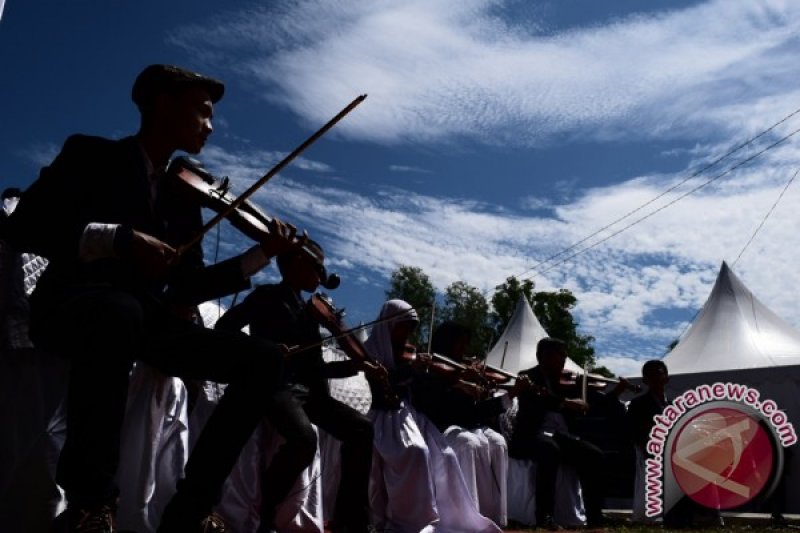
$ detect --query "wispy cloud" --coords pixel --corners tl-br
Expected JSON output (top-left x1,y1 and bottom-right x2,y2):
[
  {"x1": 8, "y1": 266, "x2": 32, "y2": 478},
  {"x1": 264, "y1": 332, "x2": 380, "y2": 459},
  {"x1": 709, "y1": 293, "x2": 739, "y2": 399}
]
[
  {"x1": 17, "y1": 142, "x2": 60, "y2": 171},
  {"x1": 389, "y1": 165, "x2": 432, "y2": 174},
  {"x1": 172, "y1": 0, "x2": 800, "y2": 146},
  {"x1": 201, "y1": 141, "x2": 800, "y2": 375},
  {"x1": 199, "y1": 145, "x2": 333, "y2": 174},
  {"x1": 172, "y1": 0, "x2": 800, "y2": 376}
]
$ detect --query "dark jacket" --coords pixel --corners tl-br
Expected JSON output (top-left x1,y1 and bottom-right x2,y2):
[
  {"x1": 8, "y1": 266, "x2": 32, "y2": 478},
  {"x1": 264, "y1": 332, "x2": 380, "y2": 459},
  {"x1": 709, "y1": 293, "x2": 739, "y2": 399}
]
[
  {"x1": 411, "y1": 372, "x2": 507, "y2": 432},
  {"x1": 3, "y1": 135, "x2": 250, "y2": 342},
  {"x1": 509, "y1": 365, "x2": 570, "y2": 456},
  {"x1": 214, "y1": 282, "x2": 356, "y2": 391},
  {"x1": 625, "y1": 390, "x2": 668, "y2": 450}
]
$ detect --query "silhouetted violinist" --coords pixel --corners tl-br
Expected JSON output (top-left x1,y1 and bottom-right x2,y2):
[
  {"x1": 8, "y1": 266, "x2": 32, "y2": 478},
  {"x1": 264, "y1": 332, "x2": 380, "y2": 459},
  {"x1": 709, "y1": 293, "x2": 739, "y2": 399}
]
[
  {"x1": 1, "y1": 63, "x2": 309, "y2": 532},
  {"x1": 510, "y1": 337, "x2": 613, "y2": 529},
  {"x1": 215, "y1": 241, "x2": 375, "y2": 532}
]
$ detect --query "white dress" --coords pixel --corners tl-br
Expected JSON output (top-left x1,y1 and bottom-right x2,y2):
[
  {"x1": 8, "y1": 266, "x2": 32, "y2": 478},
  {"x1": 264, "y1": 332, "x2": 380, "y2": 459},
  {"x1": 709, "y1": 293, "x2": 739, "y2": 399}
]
[
  {"x1": 364, "y1": 300, "x2": 502, "y2": 533},
  {"x1": 443, "y1": 424, "x2": 508, "y2": 526}
]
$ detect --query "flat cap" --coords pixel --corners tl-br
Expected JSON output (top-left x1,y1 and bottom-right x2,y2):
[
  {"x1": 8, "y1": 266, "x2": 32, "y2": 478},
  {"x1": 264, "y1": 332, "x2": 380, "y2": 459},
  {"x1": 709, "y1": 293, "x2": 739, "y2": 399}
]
[{"x1": 132, "y1": 64, "x2": 224, "y2": 108}]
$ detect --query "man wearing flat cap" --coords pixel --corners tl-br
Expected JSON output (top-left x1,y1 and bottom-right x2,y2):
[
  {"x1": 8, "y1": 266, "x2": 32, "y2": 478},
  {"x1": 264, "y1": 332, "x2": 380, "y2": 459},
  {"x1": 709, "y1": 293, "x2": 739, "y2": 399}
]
[{"x1": 3, "y1": 64, "x2": 301, "y2": 533}]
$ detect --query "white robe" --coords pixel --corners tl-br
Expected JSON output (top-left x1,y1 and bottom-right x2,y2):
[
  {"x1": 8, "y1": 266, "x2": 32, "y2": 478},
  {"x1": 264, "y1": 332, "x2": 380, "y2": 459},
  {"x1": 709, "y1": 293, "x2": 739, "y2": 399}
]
[
  {"x1": 443, "y1": 425, "x2": 508, "y2": 527},
  {"x1": 364, "y1": 300, "x2": 502, "y2": 533},
  {"x1": 216, "y1": 422, "x2": 324, "y2": 533},
  {"x1": 116, "y1": 363, "x2": 190, "y2": 533}
]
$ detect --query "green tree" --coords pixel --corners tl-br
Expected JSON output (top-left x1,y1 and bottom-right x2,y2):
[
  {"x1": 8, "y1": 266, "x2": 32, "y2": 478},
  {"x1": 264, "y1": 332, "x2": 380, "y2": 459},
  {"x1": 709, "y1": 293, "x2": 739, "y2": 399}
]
[
  {"x1": 385, "y1": 265, "x2": 436, "y2": 345},
  {"x1": 490, "y1": 276, "x2": 536, "y2": 339},
  {"x1": 490, "y1": 276, "x2": 598, "y2": 371},
  {"x1": 440, "y1": 280, "x2": 491, "y2": 356}
]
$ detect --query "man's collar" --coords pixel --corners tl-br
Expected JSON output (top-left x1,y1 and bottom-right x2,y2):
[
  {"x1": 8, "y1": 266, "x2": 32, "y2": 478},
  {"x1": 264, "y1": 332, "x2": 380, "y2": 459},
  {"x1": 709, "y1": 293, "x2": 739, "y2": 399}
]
[{"x1": 135, "y1": 136, "x2": 168, "y2": 178}]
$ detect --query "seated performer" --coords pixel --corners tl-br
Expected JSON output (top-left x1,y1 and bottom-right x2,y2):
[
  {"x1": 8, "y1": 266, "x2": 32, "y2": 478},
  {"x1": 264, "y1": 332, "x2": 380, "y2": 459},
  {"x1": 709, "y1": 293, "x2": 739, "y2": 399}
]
[
  {"x1": 626, "y1": 359, "x2": 669, "y2": 524},
  {"x1": 214, "y1": 240, "x2": 375, "y2": 533},
  {"x1": 364, "y1": 300, "x2": 502, "y2": 533},
  {"x1": 411, "y1": 321, "x2": 529, "y2": 526},
  {"x1": 509, "y1": 337, "x2": 610, "y2": 530},
  {"x1": 2, "y1": 63, "x2": 302, "y2": 533},
  {"x1": 626, "y1": 359, "x2": 719, "y2": 528}
]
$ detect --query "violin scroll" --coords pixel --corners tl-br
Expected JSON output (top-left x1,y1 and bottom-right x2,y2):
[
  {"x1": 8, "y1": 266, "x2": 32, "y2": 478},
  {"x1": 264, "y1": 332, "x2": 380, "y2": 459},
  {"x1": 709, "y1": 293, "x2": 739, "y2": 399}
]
[
  {"x1": 307, "y1": 293, "x2": 401, "y2": 409},
  {"x1": 167, "y1": 157, "x2": 341, "y2": 290}
]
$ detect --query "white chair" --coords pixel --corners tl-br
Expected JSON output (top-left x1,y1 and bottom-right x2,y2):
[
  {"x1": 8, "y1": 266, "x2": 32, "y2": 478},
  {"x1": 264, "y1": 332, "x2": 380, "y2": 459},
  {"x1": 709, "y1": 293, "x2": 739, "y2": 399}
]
[
  {"x1": 319, "y1": 345, "x2": 373, "y2": 522},
  {"x1": 188, "y1": 383, "x2": 325, "y2": 533},
  {"x1": 116, "y1": 363, "x2": 190, "y2": 533},
  {"x1": 500, "y1": 399, "x2": 586, "y2": 527}
]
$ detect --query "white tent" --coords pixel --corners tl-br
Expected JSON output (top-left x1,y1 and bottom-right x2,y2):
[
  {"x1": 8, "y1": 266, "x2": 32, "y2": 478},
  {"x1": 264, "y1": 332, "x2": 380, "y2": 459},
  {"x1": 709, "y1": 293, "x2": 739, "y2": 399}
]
[
  {"x1": 657, "y1": 261, "x2": 800, "y2": 513},
  {"x1": 664, "y1": 261, "x2": 800, "y2": 374},
  {"x1": 485, "y1": 294, "x2": 584, "y2": 375}
]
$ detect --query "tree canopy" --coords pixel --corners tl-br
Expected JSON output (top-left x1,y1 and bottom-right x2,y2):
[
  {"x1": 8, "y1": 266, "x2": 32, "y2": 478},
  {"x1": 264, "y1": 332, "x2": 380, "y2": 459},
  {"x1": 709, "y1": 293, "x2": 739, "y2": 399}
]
[
  {"x1": 385, "y1": 267, "x2": 603, "y2": 372},
  {"x1": 385, "y1": 265, "x2": 436, "y2": 345}
]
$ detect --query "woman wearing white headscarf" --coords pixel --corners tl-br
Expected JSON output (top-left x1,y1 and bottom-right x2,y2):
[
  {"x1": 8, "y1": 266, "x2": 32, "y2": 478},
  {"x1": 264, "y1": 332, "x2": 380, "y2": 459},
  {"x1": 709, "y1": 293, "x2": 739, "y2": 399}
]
[{"x1": 363, "y1": 299, "x2": 501, "y2": 533}]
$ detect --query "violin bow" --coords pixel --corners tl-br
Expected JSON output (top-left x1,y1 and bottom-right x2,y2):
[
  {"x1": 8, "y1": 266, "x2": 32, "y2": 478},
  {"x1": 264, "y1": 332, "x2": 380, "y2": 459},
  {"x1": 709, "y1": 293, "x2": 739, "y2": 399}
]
[
  {"x1": 177, "y1": 94, "x2": 368, "y2": 256},
  {"x1": 426, "y1": 298, "x2": 436, "y2": 355},
  {"x1": 287, "y1": 302, "x2": 431, "y2": 358}
]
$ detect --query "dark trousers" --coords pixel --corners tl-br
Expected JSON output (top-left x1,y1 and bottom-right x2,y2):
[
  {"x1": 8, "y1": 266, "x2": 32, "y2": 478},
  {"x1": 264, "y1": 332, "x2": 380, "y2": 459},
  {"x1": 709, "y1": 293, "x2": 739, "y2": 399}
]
[
  {"x1": 522, "y1": 431, "x2": 606, "y2": 523},
  {"x1": 31, "y1": 287, "x2": 285, "y2": 511},
  {"x1": 260, "y1": 386, "x2": 374, "y2": 529}
]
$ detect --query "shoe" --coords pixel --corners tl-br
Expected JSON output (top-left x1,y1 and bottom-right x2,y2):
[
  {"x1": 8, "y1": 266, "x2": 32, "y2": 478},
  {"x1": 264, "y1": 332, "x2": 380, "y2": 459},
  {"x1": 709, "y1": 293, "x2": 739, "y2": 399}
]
[
  {"x1": 771, "y1": 514, "x2": 790, "y2": 529},
  {"x1": 198, "y1": 512, "x2": 227, "y2": 533},
  {"x1": 538, "y1": 515, "x2": 565, "y2": 531},
  {"x1": 60, "y1": 503, "x2": 116, "y2": 533},
  {"x1": 586, "y1": 514, "x2": 626, "y2": 529}
]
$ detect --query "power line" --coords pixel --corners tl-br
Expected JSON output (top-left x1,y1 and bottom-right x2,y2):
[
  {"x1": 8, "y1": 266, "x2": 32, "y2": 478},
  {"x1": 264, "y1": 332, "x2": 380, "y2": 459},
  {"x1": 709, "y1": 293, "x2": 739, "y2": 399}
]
[
  {"x1": 671, "y1": 166, "x2": 799, "y2": 353},
  {"x1": 523, "y1": 125, "x2": 800, "y2": 280},
  {"x1": 732, "y1": 167, "x2": 799, "y2": 268},
  {"x1": 503, "y1": 106, "x2": 800, "y2": 286}
]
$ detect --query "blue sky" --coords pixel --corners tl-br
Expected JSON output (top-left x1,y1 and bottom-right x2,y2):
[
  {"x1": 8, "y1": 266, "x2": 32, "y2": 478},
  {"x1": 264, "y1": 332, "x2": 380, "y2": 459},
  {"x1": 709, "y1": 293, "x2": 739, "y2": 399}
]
[{"x1": 3, "y1": 0, "x2": 800, "y2": 377}]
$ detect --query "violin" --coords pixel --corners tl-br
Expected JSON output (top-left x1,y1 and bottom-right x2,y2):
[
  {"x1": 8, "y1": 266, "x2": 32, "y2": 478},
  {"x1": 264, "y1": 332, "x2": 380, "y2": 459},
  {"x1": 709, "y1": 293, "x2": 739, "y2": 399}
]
[
  {"x1": 408, "y1": 350, "x2": 517, "y2": 401},
  {"x1": 306, "y1": 293, "x2": 401, "y2": 409},
  {"x1": 164, "y1": 93, "x2": 366, "y2": 277},
  {"x1": 559, "y1": 369, "x2": 641, "y2": 393},
  {"x1": 167, "y1": 156, "x2": 341, "y2": 289}
]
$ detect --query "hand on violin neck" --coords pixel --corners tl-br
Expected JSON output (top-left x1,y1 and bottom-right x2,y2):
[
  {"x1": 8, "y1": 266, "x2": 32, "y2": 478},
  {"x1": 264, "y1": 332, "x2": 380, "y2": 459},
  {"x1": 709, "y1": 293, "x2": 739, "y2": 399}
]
[
  {"x1": 119, "y1": 228, "x2": 177, "y2": 282},
  {"x1": 453, "y1": 380, "x2": 485, "y2": 401},
  {"x1": 409, "y1": 350, "x2": 431, "y2": 371},
  {"x1": 460, "y1": 365, "x2": 485, "y2": 384},
  {"x1": 563, "y1": 398, "x2": 590, "y2": 413},
  {"x1": 360, "y1": 360, "x2": 389, "y2": 381},
  {"x1": 509, "y1": 375, "x2": 533, "y2": 399},
  {"x1": 259, "y1": 218, "x2": 306, "y2": 258}
]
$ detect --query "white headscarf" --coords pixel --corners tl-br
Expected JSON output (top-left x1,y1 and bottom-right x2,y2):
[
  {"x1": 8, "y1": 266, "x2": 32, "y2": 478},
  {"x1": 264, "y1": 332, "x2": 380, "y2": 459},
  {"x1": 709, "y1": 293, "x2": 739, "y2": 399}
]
[
  {"x1": 363, "y1": 299, "x2": 419, "y2": 370},
  {"x1": 2, "y1": 196, "x2": 18, "y2": 216}
]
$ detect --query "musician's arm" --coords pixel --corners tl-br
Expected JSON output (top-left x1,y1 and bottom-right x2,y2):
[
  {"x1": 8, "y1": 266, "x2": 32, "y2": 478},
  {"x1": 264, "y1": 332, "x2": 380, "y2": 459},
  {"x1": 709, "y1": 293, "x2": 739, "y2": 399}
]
[
  {"x1": 322, "y1": 359, "x2": 360, "y2": 379},
  {"x1": 476, "y1": 392, "x2": 513, "y2": 420},
  {"x1": 4, "y1": 135, "x2": 93, "y2": 259},
  {"x1": 214, "y1": 290, "x2": 260, "y2": 333}
]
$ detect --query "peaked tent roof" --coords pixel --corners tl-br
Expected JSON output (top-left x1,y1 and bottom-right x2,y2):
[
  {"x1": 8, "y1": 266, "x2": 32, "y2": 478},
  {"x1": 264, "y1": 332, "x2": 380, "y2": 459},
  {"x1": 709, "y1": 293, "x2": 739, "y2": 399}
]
[
  {"x1": 485, "y1": 294, "x2": 584, "y2": 375},
  {"x1": 663, "y1": 261, "x2": 800, "y2": 375}
]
